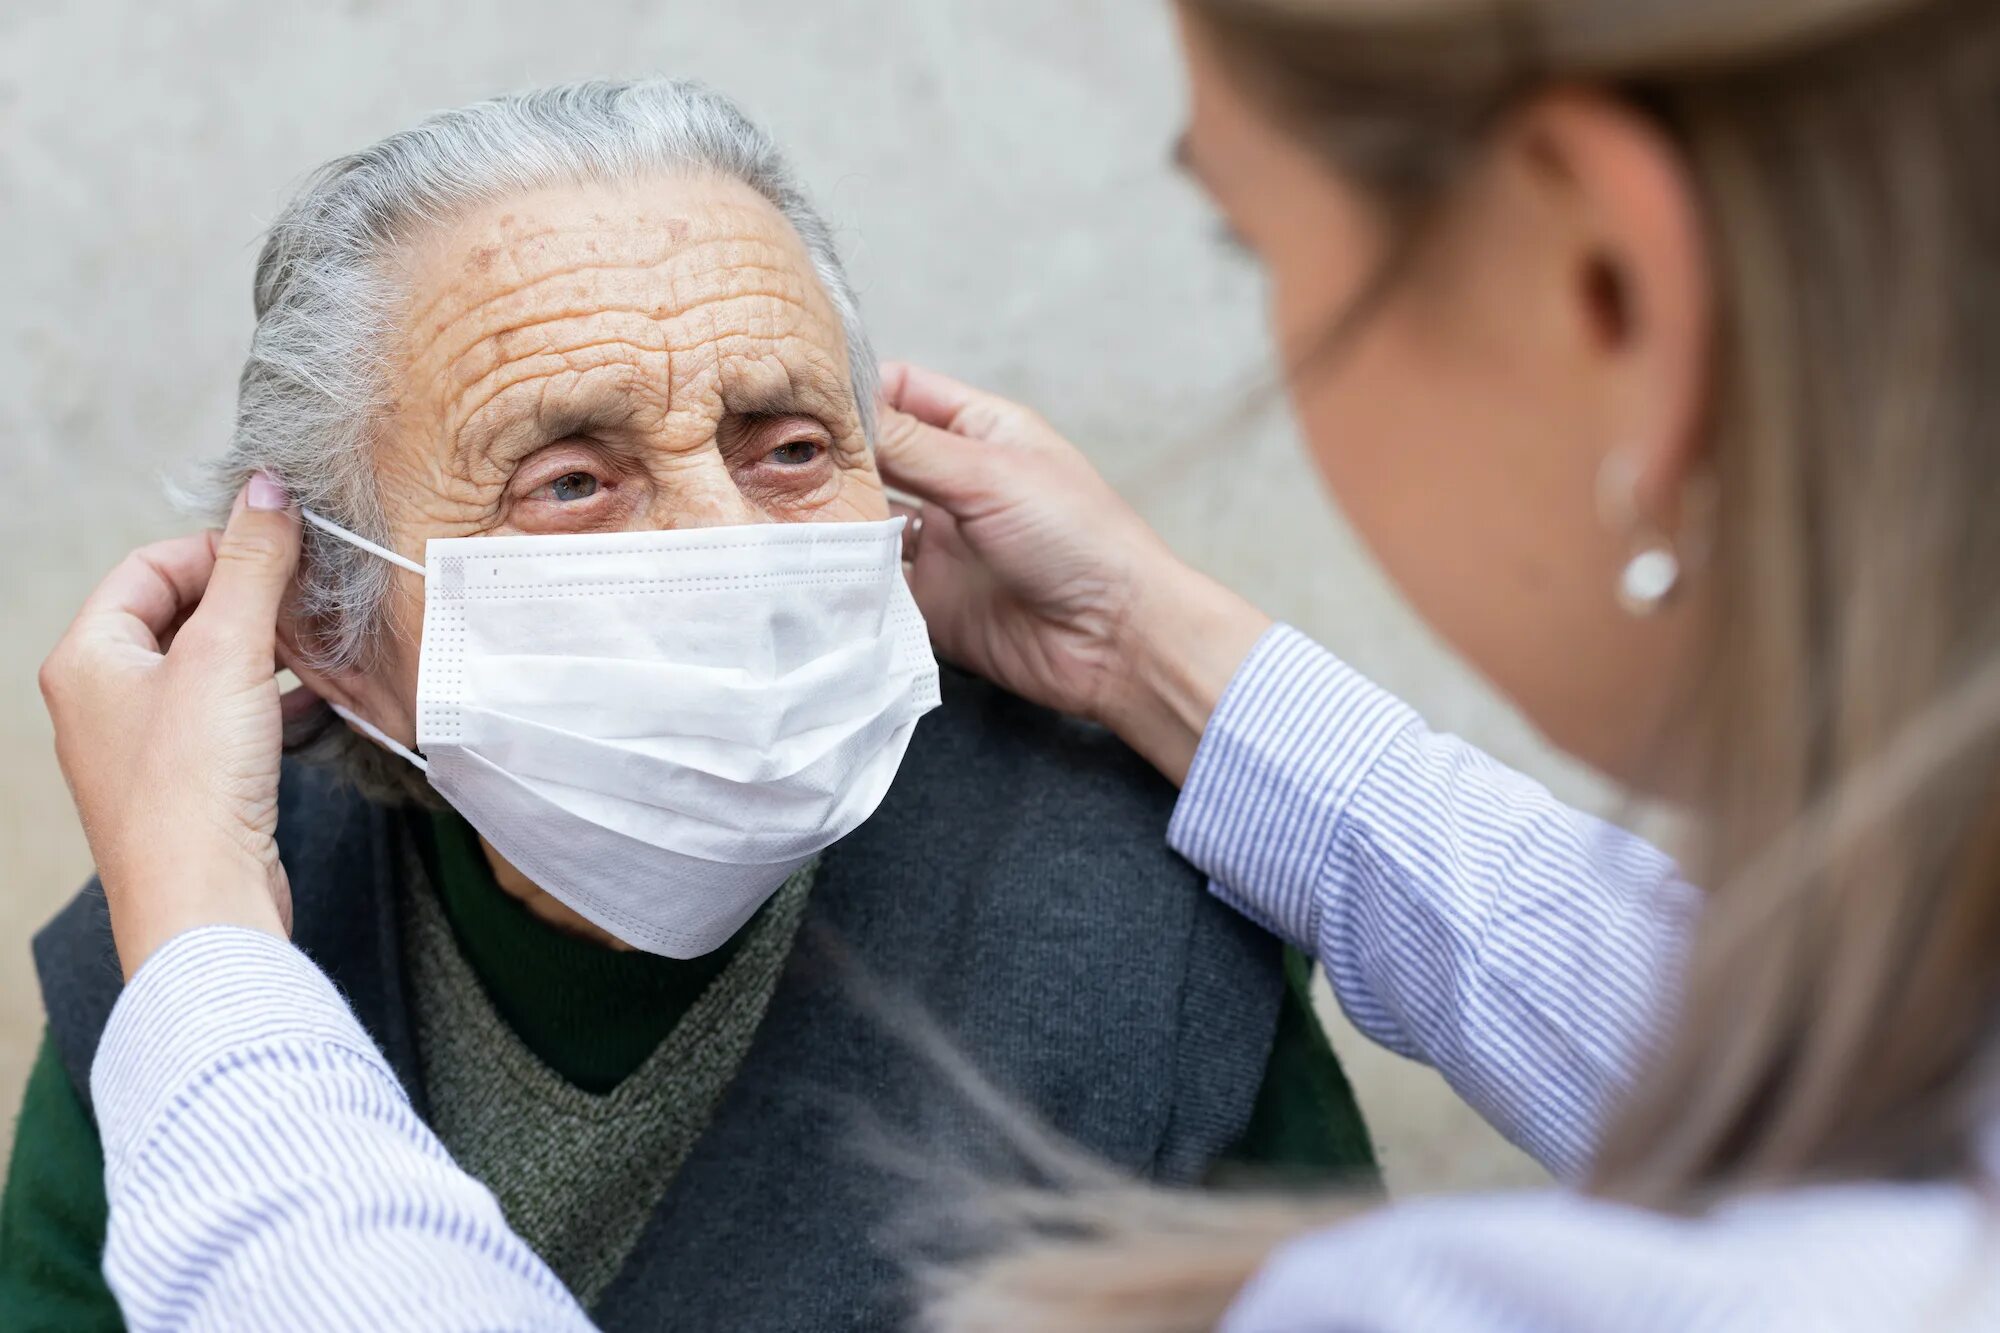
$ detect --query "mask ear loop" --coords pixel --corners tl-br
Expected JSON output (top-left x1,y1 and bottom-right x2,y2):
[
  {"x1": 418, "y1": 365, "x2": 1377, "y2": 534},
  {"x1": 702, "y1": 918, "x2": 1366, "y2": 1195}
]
[
  {"x1": 299, "y1": 507, "x2": 431, "y2": 772},
  {"x1": 329, "y1": 703, "x2": 429, "y2": 772},
  {"x1": 301, "y1": 508, "x2": 428, "y2": 577}
]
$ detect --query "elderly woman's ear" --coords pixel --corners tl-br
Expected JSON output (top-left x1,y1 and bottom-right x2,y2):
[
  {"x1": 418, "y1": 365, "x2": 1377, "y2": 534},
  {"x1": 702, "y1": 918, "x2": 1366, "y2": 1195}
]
[
  {"x1": 272, "y1": 603, "x2": 333, "y2": 727},
  {"x1": 273, "y1": 593, "x2": 419, "y2": 751}
]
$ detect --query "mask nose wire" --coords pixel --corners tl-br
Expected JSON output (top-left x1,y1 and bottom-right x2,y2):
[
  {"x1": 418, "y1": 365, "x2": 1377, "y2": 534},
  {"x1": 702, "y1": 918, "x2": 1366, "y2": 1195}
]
[
  {"x1": 300, "y1": 507, "x2": 429, "y2": 578},
  {"x1": 297, "y1": 507, "x2": 431, "y2": 773}
]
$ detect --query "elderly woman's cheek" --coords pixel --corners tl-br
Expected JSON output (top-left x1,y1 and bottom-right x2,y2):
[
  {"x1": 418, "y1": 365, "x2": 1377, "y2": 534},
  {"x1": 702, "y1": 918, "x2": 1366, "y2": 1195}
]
[
  {"x1": 842, "y1": 473, "x2": 891, "y2": 521},
  {"x1": 739, "y1": 468, "x2": 842, "y2": 517},
  {"x1": 810, "y1": 457, "x2": 890, "y2": 521},
  {"x1": 837, "y1": 451, "x2": 891, "y2": 520}
]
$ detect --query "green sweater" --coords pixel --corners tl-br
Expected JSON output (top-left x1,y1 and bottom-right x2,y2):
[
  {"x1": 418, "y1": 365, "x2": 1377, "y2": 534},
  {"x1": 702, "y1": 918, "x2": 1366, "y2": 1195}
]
[{"x1": 0, "y1": 815, "x2": 1375, "y2": 1329}]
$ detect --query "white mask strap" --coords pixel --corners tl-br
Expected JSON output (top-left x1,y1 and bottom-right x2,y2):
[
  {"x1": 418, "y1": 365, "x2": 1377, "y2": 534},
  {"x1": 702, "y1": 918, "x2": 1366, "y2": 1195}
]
[
  {"x1": 301, "y1": 507, "x2": 428, "y2": 578},
  {"x1": 301, "y1": 508, "x2": 430, "y2": 772},
  {"x1": 329, "y1": 703, "x2": 429, "y2": 773}
]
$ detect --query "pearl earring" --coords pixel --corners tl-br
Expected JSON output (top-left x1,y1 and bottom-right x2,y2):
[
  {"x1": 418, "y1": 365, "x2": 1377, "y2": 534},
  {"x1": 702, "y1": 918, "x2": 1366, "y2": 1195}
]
[
  {"x1": 1596, "y1": 450, "x2": 1682, "y2": 619},
  {"x1": 1617, "y1": 543, "x2": 1681, "y2": 617}
]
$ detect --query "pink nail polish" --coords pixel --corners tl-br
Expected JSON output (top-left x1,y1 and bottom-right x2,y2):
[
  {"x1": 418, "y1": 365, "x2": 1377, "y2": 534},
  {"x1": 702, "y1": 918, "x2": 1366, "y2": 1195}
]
[{"x1": 247, "y1": 471, "x2": 288, "y2": 511}]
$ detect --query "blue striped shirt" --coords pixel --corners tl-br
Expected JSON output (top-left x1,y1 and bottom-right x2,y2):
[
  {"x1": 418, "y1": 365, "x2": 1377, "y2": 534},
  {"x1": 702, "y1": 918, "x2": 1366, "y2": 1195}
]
[{"x1": 91, "y1": 624, "x2": 2000, "y2": 1330}]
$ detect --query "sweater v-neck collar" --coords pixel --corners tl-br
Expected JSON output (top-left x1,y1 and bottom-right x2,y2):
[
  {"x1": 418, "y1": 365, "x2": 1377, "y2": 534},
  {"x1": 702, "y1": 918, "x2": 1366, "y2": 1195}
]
[{"x1": 420, "y1": 810, "x2": 759, "y2": 1093}]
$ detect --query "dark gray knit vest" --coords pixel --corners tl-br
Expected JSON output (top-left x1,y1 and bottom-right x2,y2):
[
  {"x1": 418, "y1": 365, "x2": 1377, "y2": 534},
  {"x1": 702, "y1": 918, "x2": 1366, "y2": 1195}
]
[{"x1": 34, "y1": 668, "x2": 1285, "y2": 1331}]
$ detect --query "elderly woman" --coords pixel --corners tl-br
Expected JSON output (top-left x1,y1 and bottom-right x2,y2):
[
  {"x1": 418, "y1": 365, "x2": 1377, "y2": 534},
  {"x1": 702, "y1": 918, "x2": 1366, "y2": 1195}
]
[{"x1": 0, "y1": 80, "x2": 1370, "y2": 1331}]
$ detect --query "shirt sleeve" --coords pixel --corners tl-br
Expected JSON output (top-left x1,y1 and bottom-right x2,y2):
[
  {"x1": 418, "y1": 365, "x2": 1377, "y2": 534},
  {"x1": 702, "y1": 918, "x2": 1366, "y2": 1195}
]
[
  {"x1": 1218, "y1": 1181, "x2": 1988, "y2": 1333},
  {"x1": 91, "y1": 926, "x2": 593, "y2": 1333},
  {"x1": 1169, "y1": 625, "x2": 1699, "y2": 1180}
]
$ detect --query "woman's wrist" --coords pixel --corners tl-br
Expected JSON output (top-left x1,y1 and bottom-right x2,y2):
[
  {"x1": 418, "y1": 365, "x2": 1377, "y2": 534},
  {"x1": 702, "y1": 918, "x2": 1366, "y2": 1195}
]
[
  {"x1": 1098, "y1": 562, "x2": 1272, "y2": 787},
  {"x1": 107, "y1": 856, "x2": 287, "y2": 981}
]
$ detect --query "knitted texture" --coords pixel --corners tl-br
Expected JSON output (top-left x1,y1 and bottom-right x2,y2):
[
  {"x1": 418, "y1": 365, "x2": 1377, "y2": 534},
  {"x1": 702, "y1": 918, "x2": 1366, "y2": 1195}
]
[{"x1": 405, "y1": 856, "x2": 813, "y2": 1307}]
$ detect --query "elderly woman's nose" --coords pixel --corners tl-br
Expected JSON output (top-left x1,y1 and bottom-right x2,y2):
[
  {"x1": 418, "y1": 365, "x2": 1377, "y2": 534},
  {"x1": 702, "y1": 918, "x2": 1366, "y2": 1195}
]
[{"x1": 642, "y1": 470, "x2": 766, "y2": 531}]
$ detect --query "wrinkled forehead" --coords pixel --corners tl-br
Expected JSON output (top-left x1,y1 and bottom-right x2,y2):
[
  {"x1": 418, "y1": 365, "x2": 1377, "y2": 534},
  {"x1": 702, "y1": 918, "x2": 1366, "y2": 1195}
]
[{"x1": 388, "y1": 175, "x2": 857, "y2": 463}]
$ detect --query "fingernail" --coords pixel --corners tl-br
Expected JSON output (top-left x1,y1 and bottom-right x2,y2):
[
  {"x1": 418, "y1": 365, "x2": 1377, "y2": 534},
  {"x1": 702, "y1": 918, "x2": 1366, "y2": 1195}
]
[{"x1": 247, "y1": 471, "x2": 288, "y2": 511}]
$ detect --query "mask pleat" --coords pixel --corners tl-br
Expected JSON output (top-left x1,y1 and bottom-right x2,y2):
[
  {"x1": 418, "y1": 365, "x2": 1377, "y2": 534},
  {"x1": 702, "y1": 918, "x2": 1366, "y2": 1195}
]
[
  {"x1": 437, "y1": 713, "x2": 922, "y2": 864},
  {"x1": 408, "y1": 516, "x2": 941, "y2": 953},
  {"x1": 461, "y1": 630, "x2": 900, "y2": 746}
]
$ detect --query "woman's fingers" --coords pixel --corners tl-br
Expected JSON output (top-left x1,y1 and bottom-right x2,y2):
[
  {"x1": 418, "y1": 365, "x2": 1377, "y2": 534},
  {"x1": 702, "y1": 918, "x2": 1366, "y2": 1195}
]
[
  {"x1": 880, "y1": 359, "x2": 1042, "y2": 443},
  {"x1": 904, "y1": 499, "x2": 968, "y2": 576},
  {"x1": 74, "y1": 533, "x2": 221, "y2": 653},
  {"x1": 877, "y1": 363, "x2": 1063, "y2": 514},
  {"x1": 45, "y1": 474, "x2": 312, "y2": 978},
  {"x1": 879, "y1": 360, "x2": 990, "y2": 431},
  {"x1": 875, "y1": 407, "x2": 1000, "y2": 510},
  {"x1": 181, "y1": 473, "x2": 300, "y2": 657},
  {"x1": 877, "y1": 361, "x2": 1062, "y2": 510}
]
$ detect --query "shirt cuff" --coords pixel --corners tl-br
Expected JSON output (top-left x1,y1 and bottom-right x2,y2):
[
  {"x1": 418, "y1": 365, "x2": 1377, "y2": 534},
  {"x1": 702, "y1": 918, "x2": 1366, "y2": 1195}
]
[
  {"x1": 1168, "y1": 624, "x2": 1419, "y2": 949},
  {"x1": 91, "y1": 926, "x2": 397, "y2": 1181}
]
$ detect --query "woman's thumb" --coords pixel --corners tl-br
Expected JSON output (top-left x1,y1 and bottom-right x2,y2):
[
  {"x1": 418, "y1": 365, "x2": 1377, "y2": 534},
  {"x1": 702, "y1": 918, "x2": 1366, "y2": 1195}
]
[{"x1": 187, "y1": 471, "x2": 301, "y2": 652}]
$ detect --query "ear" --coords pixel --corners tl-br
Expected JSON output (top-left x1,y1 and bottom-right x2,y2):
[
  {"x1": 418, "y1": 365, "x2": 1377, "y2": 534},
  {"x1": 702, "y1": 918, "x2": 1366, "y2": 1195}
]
[
  {"x1": 1504, "y1": 89, "x2": 1711, "y2": 532},
  {"x1": 276, "y1": 600, "x2": 418, "y2": 748}
]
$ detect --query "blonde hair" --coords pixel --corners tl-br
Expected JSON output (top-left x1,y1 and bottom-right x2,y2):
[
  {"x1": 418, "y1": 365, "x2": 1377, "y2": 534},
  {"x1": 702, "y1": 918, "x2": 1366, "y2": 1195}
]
[{"x1": 923, "y1": 0, "x2": 2000, "y2": 1324}]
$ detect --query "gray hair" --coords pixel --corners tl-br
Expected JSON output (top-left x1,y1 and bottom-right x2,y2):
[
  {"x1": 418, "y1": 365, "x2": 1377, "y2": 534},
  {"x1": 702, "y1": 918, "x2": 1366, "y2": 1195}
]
[{"x1": 187, "y1": 78, "x2": 876, "y2": 800}]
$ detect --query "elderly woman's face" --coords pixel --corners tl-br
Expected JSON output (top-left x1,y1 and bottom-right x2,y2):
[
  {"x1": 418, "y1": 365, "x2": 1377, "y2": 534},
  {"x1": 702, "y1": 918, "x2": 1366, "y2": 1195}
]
[{"x1": 360, "y1": 173, "x2": 884, "y2": 718}]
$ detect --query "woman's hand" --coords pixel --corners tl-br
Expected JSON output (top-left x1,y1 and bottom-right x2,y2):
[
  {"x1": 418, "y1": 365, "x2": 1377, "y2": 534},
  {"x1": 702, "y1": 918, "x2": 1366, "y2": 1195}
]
[
  {"x1": 40, "y1": 475, "x2": 302, "y2": 978},
  {"x1": 876, "y1": 362, "x2": 1272, "y2": 784}
]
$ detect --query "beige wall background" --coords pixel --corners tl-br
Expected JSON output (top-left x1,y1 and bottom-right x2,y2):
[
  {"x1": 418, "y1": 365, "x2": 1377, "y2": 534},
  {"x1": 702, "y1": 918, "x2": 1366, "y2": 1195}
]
[{"x1": 0, "y1": 0, "x2": 1607, "y2": 1196}]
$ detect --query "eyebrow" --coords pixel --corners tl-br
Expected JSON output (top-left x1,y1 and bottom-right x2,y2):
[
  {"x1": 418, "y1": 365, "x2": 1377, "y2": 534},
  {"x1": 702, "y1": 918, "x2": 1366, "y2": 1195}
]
[
  {"x1": 725, "y1": 357, "x2": 853, "y2": 420},
  {"x1": 454, "y1": 392, "x2": 633, "y2": 471}
]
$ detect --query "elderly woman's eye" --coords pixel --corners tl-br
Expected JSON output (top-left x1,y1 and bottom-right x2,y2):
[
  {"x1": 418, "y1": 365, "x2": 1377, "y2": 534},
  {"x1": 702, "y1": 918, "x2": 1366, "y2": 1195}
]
[
  {"x1": 549, "y1": 471, "x2": 599, "y2": 502},
  {"x1": 770, "y1": 440, "x2": 823, "y2": 466}
]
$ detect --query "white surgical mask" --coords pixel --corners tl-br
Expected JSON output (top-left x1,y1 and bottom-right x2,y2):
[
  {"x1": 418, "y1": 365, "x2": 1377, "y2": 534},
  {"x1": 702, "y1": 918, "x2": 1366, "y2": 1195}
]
[{"x1": 301, "y1": 510, "x2": 941, "y2": 957}]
